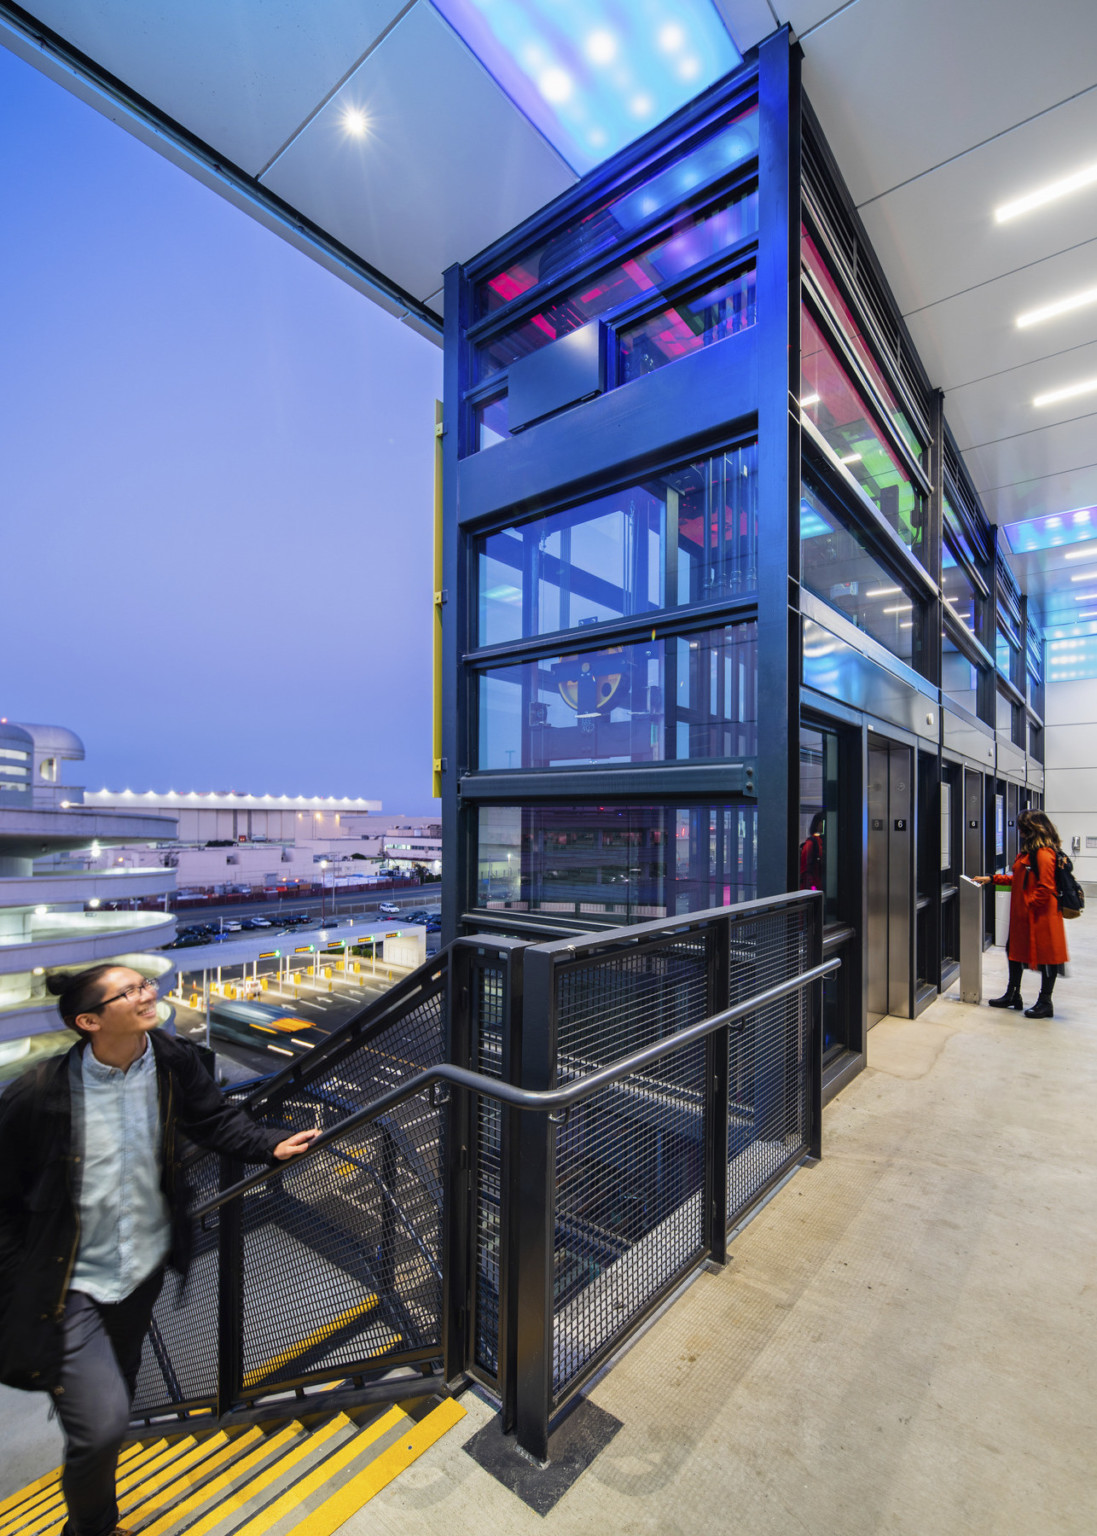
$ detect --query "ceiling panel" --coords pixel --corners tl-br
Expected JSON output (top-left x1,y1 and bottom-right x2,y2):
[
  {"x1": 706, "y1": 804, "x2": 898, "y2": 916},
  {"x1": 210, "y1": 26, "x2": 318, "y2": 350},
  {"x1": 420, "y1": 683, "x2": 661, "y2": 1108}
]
[
  {"x1": 23, "y1": 0, "x2": 408, "y2": 176},
  {"x1": 960, "y1": 416, "x2": 1097, "y2": 499},
  {"x1": 713, "y1": 0, "x2": 780, "y2": 54},
  {"x1": 799, "y1": 0, "x2": 1097, "y2": 204},
  {"x1": 978, "y1": 464, "x2": 1097, "y2": 528},
  {"x1": 905, "y1": 238, "x2": 1097, "y2": 392},
  {"x1": 857, "y1": 86, "x2": 1097, "y2": 315},
  {"x1": 260, "y1": 2, "x2": 577, "y2": 305},
  {"x1": 941, "y1": 337, "x2": 1097, "y2": 450}
]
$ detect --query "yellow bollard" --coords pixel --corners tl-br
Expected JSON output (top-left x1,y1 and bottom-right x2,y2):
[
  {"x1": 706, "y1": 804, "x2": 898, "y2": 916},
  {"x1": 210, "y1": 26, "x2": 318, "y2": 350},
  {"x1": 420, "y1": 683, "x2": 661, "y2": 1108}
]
[{"x1": 189, "y1": 994, "x2": 199, "y2": 1010}]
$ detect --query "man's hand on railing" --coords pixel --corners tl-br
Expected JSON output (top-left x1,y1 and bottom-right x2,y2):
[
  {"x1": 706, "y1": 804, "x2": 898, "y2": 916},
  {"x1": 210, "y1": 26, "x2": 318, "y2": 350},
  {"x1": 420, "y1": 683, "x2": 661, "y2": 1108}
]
[{"x1": 272, "y1": 1128, "x2": 322, "y2": 1161}]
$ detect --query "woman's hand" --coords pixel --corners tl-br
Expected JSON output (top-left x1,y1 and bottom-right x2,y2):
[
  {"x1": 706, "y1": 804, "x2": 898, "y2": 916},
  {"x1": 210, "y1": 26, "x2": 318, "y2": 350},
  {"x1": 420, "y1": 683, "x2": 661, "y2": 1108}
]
[
  {"x1": 273, "y1": 1128, "x2": 321, "y2": 1161},
  {"x1": 972, "y1": 875, "x2": 992, "y2": 886}
]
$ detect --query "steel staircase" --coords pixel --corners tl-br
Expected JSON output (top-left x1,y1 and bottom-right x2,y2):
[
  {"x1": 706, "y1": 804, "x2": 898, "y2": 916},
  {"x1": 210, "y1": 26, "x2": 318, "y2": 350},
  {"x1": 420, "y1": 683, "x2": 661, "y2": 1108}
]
[{"x1": 0, "y1": 1395, "x2": 465, "y2": 1536}]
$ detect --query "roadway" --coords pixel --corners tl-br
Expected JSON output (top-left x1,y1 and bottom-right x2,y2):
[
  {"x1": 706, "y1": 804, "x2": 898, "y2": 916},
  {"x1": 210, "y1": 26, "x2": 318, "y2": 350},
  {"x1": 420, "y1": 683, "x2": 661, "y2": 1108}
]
[{"x1": 169, "y1": 883, "x2": 441, "y2": 929}]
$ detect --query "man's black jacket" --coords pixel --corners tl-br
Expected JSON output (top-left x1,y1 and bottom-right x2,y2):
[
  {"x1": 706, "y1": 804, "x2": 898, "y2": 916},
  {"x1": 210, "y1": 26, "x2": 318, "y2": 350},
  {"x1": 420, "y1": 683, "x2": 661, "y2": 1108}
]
[{"x1": 0, "y1": 1030, "x2": 284, "y2": 1393}]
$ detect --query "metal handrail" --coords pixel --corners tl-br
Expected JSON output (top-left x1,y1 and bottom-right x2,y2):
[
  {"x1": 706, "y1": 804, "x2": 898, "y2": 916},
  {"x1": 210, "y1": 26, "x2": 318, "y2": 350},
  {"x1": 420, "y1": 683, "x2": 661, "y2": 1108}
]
[{"x1": 194, "y1": 955, "x2": 838, "y2": 1221}]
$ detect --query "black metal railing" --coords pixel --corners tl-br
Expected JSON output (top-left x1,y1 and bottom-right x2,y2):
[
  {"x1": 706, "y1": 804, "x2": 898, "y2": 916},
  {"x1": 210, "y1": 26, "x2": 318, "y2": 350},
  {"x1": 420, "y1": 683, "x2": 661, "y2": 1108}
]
[{"x1": 132, "y1": 894, "x2": 832, "y2": 1462}]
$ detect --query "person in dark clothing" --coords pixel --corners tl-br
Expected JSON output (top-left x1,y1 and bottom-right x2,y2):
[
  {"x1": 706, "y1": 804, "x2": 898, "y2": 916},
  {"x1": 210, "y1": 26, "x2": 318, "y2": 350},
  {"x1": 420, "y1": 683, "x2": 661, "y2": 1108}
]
[
  {"x1": 0, "y1": 963, "x2": 318, "y2": 1536},
  {"x1": 799, "y1": 810, "x2": 826, "y2": 892}
]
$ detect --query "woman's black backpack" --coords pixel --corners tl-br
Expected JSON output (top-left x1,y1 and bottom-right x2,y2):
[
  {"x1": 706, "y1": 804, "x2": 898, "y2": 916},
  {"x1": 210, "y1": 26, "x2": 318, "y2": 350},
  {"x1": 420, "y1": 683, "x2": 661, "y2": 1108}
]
[{"x1": 1030, "y1": 849, "x2": 1085, "y2": 919}]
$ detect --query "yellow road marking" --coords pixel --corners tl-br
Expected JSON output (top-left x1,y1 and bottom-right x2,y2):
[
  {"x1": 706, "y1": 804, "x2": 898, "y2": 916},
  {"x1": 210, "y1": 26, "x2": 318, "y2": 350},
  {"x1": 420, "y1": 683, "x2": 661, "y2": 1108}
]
[
  {"x1": 242, "y1": 1297, "x2": 378, "y2": 1387},
  {"x1": 135, "y1": 1422, "x2": 306, "y2": 1536},
  {"x1": 287, "y1": 1398, "x2": 467, "y2": 1536},
  {"x1": 228, "y1": 1406, "x2": 406, "y2": 1536},
  {"x1": 146, "y1": 1413, "x2": 352, "y2": 1536}
]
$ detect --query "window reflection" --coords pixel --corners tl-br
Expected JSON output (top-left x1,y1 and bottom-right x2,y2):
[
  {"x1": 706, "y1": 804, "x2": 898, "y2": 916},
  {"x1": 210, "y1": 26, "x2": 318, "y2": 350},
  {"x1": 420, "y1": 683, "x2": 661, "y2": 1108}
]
[
  {"x1": 477, "y1": 106, "x2": 760, "y2": 317},
  {"x1": 476, "y1": 802, "x2": 757, "y2": 920},
  {"x1": 477, "y1": 624, "x2": 757, "y2": 770},
  {"x1": 477, "y1": 184, "x2": 758, "y2": 378},
  {"x1": 941, "y1": 539, "x2": 981, "y2": 641},
  {"x1": 799, "y1": 478, "x2": 917, "y2": 664},
  {"x1": 942, "y1": 631, "x2": 980, "y2": 718},
  {"x1": 799, "y1": 726, "x2": 839, "y2": 924},
  {"x1": 801, "y1": 226, "x2": 923, "y2": 463},
  {"x1": 801, "y1": 306, "x2": 924, "y2": 562},
  {"x1": 476, "y1": 444, "x2": 758, "y2": 646},
  {"x1": 619, "y1": 265, "x2": 756, "y2": 379}
]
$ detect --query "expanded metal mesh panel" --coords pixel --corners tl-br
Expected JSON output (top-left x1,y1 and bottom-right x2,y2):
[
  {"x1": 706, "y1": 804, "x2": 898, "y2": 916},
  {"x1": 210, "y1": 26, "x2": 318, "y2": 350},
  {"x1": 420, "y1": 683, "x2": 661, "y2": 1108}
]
[
  {"x1": 238, "y1": 1114, "x2": 442, "y2": 1394},
  {"x1": 132, "y1": 973, "x2": 449, "y2": 1420},
  {"x1": 551, "y1": 937, "x2": 710, "y2": 1398},
  {"x1": 727, "y1": 907, "x2": 810, "y2": 1222},
  {"x1": 132, "y1": 1150, "x2": 221, "y2": 1418},
  {"x1": 472, "y1": 961, "x2": 507, "y2": 1378}
]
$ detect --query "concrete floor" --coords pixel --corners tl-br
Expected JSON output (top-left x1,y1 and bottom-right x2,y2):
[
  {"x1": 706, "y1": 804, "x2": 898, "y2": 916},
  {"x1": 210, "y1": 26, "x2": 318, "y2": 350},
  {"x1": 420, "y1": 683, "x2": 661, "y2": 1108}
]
[
  {"x1": 362, "y1": 929, "x2": 1097, "y2": 1536},
  {"x1": 3, "y1": 928, "x2": 1094, "y2": 1533}
]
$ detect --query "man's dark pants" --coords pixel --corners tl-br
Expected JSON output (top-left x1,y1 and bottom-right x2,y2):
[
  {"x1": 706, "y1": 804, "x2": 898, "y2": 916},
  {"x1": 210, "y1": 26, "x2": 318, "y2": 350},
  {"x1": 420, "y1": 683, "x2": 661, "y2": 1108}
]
[{"x1": 56, "y1": 1267, "x2": 164, "y2": 1536}]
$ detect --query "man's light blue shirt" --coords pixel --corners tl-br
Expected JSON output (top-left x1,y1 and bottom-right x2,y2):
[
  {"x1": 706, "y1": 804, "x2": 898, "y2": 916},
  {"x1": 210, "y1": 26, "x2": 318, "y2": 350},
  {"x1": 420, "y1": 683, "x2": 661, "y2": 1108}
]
[{"x1": 70, "y1": 1038, "x2": 171, "y2": 1303}]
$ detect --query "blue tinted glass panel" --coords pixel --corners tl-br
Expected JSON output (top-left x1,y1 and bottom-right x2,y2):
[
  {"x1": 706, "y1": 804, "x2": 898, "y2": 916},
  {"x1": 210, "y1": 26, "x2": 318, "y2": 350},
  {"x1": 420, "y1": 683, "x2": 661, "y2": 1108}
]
[
  {"x1": 619, "y1": 264, "x2": 756, "y2": 380},
  {"x1": 475, "y1": 394, "x2": 512, "y2": 450},
  {"x1": 478, "y1": 107, "x2": 759, "y2": 316},
  {"x1": 941, "y1": 542, "x2": 980, "y2": 641},
  {"x1": 1005, "y1": 503, "x2": 1097, "y2": 553},
  {"x1": 801, "y1": 306, "x2": 924, "y2": 564},
  {"x1": 478, "y1": 623, "x2": 756, "y2": 770},
  {"x1": 477, "y1": 185, "x2": 757, "y2": 377},
  {"x1": 476, "y1": 443, "x2": 758, "y2": 646},
  {"x1": 476, "y1": 801, "x2": 757, "y2": 922},
  {"x1": 800, "y1": 479, "x2": 918, "y2": 665},
  {"x1": 941, "y1": 631, "x2": 980, "y2": 717}
]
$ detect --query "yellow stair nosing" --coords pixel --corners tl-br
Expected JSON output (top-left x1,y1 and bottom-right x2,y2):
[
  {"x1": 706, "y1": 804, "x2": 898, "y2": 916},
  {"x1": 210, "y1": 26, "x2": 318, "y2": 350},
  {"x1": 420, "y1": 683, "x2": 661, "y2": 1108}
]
[
  {"x1": 15, "y1": 1437, "x2": 195, "y2": 1536},
  {"x1": 226, "y1": 1405, "x2": 408, "y2": 1536},
  {"x1": 285, "y1": 1398, "x2": 467, "y2": 1536},
  {"x1": 0, "y1": 1439, "x2": 155, "y2": 1535},
  {"x1": 134, "y1": 1422, "x2": 308, "y2": 1536},
  {"x1": 143, "y1": 1413, "x2": 354, "y2": 1536},
  {"x1": 116, "y1": 1429, "x2": 241, "y2": 1520}
]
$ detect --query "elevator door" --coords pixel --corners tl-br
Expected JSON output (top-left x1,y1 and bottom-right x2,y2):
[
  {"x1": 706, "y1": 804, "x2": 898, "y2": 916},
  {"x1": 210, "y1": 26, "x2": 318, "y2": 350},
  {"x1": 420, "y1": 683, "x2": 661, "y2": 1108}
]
[{"x1": 867, "y1": 739, "x2": 913, "y2": 1026}]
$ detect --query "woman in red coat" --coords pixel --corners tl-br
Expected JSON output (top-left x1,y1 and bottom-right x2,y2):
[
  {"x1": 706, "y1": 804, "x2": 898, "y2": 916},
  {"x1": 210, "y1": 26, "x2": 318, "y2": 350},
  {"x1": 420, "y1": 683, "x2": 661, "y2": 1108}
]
[{"x1": 979, "y1": 809, "x2": 1068, "y2": 1017}]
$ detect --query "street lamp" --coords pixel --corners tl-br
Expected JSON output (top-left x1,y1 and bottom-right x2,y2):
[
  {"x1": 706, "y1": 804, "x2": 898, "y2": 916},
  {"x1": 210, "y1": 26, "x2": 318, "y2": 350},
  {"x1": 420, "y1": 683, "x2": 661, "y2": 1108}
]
[{"x1": 320, "y1": 859, "x2": 328, "y2": 925}]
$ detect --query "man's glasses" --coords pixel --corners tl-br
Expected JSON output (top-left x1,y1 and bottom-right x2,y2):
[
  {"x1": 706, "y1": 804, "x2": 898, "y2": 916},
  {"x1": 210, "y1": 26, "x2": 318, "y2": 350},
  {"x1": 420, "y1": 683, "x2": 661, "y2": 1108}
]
[{"x1": 88, "y1": 978, "x2": 159, "y2": 1011}]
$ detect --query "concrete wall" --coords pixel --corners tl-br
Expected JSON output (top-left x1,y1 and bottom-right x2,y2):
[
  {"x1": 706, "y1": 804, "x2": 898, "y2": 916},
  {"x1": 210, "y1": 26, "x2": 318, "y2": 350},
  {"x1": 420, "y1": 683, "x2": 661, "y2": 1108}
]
[{"x1": 1043, "y1": 678, "x2": 1097, "y2": 882}]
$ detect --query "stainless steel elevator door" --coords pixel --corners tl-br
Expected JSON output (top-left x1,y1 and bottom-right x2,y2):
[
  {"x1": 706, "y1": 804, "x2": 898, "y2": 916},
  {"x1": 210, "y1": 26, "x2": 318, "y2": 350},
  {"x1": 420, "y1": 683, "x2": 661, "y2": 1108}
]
[{"x1": 866, "y1": 739, "x2": 913, "y2": 1026}]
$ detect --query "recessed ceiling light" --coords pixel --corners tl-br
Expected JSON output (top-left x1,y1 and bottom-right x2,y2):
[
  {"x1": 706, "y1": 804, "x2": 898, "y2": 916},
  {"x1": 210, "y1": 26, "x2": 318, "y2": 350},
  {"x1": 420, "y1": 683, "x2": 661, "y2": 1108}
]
[
  {"x1": 1079, "y1": 611, "x2": 1097, "y2": 620},
  {"x1": 1069, "y1": 570, "x2": 1097, "y2": 581},
  {"x1": 1033, "y1": 376, "x2": 1097, "y2": 408},
  {"x1": 1017, "y1": 284, "x2": 1097, "y2": 328},
  {"x1": 995, "y1": 160, "x2": 1097, "y2": 222},
  {"x1": 1065, "y1": 543, "x2": 1097, "y2": 558},
  {"x1": 1073, "y1": 592, "x2": 1097, "y2": 602},
  {"x1": 585, "y1": 29, "x2": 617, "y2": 64},
  {"x1": 341, "y1": 107, "x2": 369, "y2": 137}
]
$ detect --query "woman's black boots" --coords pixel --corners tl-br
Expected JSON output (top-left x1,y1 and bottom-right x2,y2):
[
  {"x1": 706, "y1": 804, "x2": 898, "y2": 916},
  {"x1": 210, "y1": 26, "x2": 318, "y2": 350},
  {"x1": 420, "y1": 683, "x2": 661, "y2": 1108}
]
[
  {"x1": 989, "y1": 960, "x2": 1025, "y2": 1010},
  {"x1": 1024, "y1": 967, "x2": 1057, "y2": 1019}
]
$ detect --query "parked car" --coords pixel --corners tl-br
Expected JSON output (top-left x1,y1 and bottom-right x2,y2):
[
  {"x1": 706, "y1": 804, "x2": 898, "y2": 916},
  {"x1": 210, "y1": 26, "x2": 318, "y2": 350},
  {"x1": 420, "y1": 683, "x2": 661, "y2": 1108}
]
[
  {"x1": 377, "y1": 902, "x2": 401, "y2": 916},
  {"x1": 221, "y1": 921, "x2": 243, "y2": 932},
  {"x1": 425, "y1": 916, "x2": 442, "y2": 932},
  {"x1": 167, "y1": 933, "x2": 208, "y2": 949},
  {"x1": 250, "y1": 916, "x2": 273, "y2": 927}
]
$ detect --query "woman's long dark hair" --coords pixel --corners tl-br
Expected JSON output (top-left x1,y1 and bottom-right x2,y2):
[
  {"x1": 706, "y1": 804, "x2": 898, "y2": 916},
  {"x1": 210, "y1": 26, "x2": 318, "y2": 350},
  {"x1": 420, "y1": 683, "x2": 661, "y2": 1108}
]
[{"x1": 1018, "y1": 809, "x2": 1061, "y2": 853}]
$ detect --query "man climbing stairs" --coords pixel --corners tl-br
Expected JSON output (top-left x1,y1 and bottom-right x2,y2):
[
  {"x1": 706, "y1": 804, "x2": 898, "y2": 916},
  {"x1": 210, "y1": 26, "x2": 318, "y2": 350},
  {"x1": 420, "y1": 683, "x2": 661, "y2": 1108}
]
[{"x1": 0, "y1": 1395, "x2": 465, "y2": 1536}]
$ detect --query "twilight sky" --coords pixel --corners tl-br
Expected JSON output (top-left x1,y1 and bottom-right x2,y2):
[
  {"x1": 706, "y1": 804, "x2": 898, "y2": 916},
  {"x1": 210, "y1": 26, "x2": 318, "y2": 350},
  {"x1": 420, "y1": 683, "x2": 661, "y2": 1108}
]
[{"x1": 0, "y1": 45, "x2": 443, "y2": 814}]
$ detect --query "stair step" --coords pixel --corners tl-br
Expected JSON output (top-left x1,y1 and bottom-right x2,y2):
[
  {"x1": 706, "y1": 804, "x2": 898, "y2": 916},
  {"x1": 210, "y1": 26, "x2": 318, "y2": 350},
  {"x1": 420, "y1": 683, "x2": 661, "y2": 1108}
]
[
  {"x1": 141, "y1": 1412, "x2": 359, "y2": 1536},
  {"x1": 217, "y1": 1405, "x2": 408, "y2": 1536},
  {"x1": 241, "y1": 1298, "x2": 379, "y2": 1390},
  {"x1": 19, "y1": 1438, "x2": 192, "y2": 1536},
  {"x1": 0, "y1": 1440, "x2": 162, "y2": 1536},
  {"x1": 133, "y1": 1422, "x2": 308, "y2": 1536},
  {"x1": 281, "y1": 1397, "x2": 466, "y2": 1536},
  {"x1": 115, "y1": 1428, "x2": 262, "y2": 1533}
]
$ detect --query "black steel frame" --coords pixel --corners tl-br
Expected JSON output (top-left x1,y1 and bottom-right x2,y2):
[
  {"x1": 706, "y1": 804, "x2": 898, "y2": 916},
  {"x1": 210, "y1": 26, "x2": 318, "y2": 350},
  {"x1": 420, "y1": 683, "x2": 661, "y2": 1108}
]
[{"x1": 147, "y1": 896, "x2": 829, "y2": 1462}]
